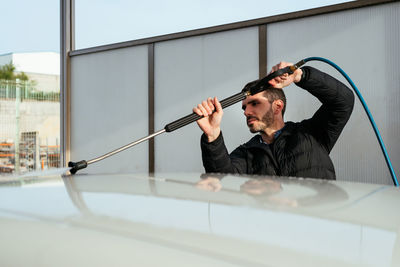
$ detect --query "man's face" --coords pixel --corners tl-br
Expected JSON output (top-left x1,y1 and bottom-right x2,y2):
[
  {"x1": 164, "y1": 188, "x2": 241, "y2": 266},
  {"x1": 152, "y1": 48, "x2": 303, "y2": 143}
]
[{"x1": 242, "y1": 92, "x2": 274, "y2": 133}]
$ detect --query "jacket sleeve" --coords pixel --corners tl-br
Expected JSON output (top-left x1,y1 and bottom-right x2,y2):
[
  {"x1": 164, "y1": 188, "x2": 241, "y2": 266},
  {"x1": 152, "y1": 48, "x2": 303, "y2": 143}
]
[
  {"x1": 295, "y1": 66, "x2": 355, "y2": 152},
  {"x1": 201, "y1": 132, "x2": 247, "y2": 174}
]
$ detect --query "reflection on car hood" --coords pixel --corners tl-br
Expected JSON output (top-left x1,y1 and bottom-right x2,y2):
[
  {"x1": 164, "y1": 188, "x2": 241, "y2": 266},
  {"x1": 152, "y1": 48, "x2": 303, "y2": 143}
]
[{"x1": 0, "y1": 172, "x2": 399, "y2": 267}]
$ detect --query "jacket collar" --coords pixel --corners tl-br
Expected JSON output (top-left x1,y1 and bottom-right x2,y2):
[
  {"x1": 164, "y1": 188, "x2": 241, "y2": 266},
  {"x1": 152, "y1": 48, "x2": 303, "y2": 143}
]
[{"x1": 243, "y1": 121, "x2": 295, "y2": 149}]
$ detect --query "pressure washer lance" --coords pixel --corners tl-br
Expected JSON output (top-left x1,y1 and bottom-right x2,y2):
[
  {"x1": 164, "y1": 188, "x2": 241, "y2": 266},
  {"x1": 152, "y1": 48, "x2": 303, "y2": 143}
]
[{"x1": 67, "y1": 61, "x2": 305, "y2": 175}]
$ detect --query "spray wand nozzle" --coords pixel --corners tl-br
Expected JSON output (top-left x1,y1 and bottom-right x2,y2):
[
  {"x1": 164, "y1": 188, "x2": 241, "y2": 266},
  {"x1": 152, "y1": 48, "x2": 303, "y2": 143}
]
[{"x1": 68, "y1": 160, "x2": 87, "y2": 175}]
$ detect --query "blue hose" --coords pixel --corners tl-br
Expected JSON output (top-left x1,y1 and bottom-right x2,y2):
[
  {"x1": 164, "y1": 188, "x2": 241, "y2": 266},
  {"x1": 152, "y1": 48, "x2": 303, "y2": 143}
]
[{"x1": 302, "y1": 57, "x2": 398, "y2": 186}]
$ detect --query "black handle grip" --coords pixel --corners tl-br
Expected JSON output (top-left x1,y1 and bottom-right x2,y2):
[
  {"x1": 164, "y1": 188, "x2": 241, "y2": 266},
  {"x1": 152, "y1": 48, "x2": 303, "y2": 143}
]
[
  {"x1": 164, "y1": 63, "x2": 305, "y2": 133},
  {"x1": 164, "y1": 91, "x2": 247, "y2": 132},
  {"x1": 244, "y1": 66, "x2": 293, "y2": 95}
]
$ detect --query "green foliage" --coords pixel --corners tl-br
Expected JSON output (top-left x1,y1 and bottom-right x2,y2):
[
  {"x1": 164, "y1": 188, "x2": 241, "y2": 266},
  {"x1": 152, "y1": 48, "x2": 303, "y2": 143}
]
[
  {"x1": 0, "y1": 62, "x2": 16, "y2": 80},
  {"x1": 0, "y1": 62, "x2": 30, "y2": 81},
  {"x1": 16, "y1": 72, "x2": 29, "y2": 81}
]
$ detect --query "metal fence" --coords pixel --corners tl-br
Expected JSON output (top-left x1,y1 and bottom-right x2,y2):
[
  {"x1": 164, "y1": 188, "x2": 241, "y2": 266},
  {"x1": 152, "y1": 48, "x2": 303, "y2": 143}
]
[
  {"x1": 0, "y1": 79, "x2": 60, "y2": 175},
  {"x1": 0, "y1": 79, "x2": 59, "y2": 102}
]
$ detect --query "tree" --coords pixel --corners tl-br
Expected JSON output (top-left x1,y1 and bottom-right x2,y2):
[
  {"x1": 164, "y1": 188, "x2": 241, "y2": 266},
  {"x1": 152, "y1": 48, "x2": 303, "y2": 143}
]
[{"x1": 0, "y1": 62, "x2": 29, "y2": 81}]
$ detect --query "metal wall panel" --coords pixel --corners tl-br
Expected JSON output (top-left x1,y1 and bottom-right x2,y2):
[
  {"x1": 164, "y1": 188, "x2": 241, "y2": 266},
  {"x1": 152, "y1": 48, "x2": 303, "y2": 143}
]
[
  {"x1": 70, "y1": 46, "x2": 148, "y2": 174},
  {"x1": 266, "y1": 2, "x2": 400, "y2": 184},
  {"x1": 67, "y1": 1, "x2": 398, "y2": 184},
  {"x1": 154, "y1": 28, "x2": 259, "y2": 172}
]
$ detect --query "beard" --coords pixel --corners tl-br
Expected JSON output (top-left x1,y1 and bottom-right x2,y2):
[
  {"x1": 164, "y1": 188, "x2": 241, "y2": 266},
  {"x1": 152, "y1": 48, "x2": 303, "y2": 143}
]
[{"x1": 247, "y1": 106, "x2": 274, "y2": 133}]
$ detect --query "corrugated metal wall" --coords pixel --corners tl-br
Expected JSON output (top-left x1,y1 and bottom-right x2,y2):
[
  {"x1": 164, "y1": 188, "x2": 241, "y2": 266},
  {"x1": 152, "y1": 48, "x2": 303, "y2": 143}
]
[
  {"x1": 69, "y1": 1, "x2": 399, "y2": 184},
  {"x1": 70, "y1": 46, "x2": 149, "y2": 174},
  {"x1": 266, "y1": 2, "x2": 400, "y2": 184},
  {"x1": 154, "y1": 28, "x2": 258, "y2": 172}
]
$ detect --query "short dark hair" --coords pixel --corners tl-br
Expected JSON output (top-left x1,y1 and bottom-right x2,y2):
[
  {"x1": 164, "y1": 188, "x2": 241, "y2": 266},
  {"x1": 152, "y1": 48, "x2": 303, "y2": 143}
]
[{"x1": 263, "y1": 88, "x2": 286, "y2": 117}]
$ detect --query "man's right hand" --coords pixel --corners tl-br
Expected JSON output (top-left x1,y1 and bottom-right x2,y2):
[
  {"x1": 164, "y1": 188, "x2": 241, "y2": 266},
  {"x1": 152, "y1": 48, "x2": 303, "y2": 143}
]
[{"x1": 193, "y1": 97, "x2": 223, "y2": 142}]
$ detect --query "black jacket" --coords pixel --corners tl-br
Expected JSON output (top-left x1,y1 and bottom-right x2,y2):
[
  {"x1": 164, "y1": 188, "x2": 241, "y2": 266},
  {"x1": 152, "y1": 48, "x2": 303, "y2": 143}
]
[{"x1": 201, "y1": 66, "x2": 355, "y2": 180}]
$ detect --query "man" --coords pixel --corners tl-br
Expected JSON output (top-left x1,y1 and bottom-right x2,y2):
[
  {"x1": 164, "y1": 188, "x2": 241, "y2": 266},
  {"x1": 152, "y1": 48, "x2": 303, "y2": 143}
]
[{"x1": 193, "y1": 61, "x2": 354, "y2": 180}]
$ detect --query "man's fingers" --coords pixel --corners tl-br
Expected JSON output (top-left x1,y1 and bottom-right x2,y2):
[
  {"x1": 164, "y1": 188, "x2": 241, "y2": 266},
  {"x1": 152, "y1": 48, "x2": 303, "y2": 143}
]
[
  {"x1": 202, "y1": 100, "x2": 213, "y2": 115},
  {"x1": 214, "y1": 97, "x2": 223, "y2": 113},
  {"x1": 197, "y1": 103, "x2": 209, "y2": 117},
  {"x1": 267, "y1": 61, "x2": 296, "y2": 89},
  {"x1": 193, "y1": 106, "x2": 202, "y2": 116},
  {"x1": 193, "y1": 97, "x2": 222, "y2": 118},
  {"x1": 207, "y1": 97, "x2": 215, "y2": 112},
  {"x1": 269, "y1": 61, "x2": 293, "y2": 76}
]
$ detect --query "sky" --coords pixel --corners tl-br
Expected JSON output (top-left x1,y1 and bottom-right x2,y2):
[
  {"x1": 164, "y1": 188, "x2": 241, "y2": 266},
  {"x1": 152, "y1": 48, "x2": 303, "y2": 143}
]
[
  {"x1": 0, "y1": 0, "x2": 59, "y2": 55},
  {"x1": 0, "y1": 0, "x2": 352, "y2": 55}
]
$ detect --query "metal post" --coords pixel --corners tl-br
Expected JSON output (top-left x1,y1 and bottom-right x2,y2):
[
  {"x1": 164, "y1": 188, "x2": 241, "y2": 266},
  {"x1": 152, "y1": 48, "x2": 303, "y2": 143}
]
[
  {"x1": 46, "y1": 137, "x2": 49, "y2": 169},
  {"x1": 24, "y1": 81, "x2": 28, "y2": 99},
  {"x1": 15, "y1": 79, "x2": 20, "y2": 173},
  {"x1": 6, "y1": 81, "x2": 9, "y2": 99},
  {"x1": 56, "y1": 137, "x2": 60, "y2": 168},
  {"x1": 35, "y1": 132, "x2": 40, "y2": 170},
  {"x1": 60, "y1": 0, "x2": 75, "y2": 167}
]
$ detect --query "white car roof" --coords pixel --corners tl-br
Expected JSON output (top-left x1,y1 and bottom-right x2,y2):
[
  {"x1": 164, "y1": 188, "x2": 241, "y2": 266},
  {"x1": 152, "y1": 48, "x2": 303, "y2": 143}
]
[{"x1": 0, "y1": 172, "x2": 399, "y2": 267}]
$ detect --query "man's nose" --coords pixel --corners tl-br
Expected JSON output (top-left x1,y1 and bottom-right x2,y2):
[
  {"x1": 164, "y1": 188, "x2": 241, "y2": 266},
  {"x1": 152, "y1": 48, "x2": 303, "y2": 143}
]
[{"x1": 243, "y1": 106, "x2": 252, "y2": 117}]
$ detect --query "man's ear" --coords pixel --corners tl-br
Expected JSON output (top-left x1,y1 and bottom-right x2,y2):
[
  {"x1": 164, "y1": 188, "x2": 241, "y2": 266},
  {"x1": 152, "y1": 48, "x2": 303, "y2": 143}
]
[{"x1": 273, "y1": 100, "x2": 284, "y2": 115}]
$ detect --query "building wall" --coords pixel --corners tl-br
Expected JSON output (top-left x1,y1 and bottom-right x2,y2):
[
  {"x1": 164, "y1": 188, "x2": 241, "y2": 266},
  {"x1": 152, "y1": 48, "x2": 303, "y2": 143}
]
[
  {"x1": 0, "y1": 52, "x2": 60, "y2": 92},
  {"x1": 26, "y1": 72, "x2": 60, "y2": 92},
  {"x1": 0, "y1": 99, "x2": 60, "y2": 145},
  {"x1": 0, "y1": 54, "x2": 12, "y2": 66},
  {"x1": 4, "y1": 52, "x2": 60, "y2": 75}
]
